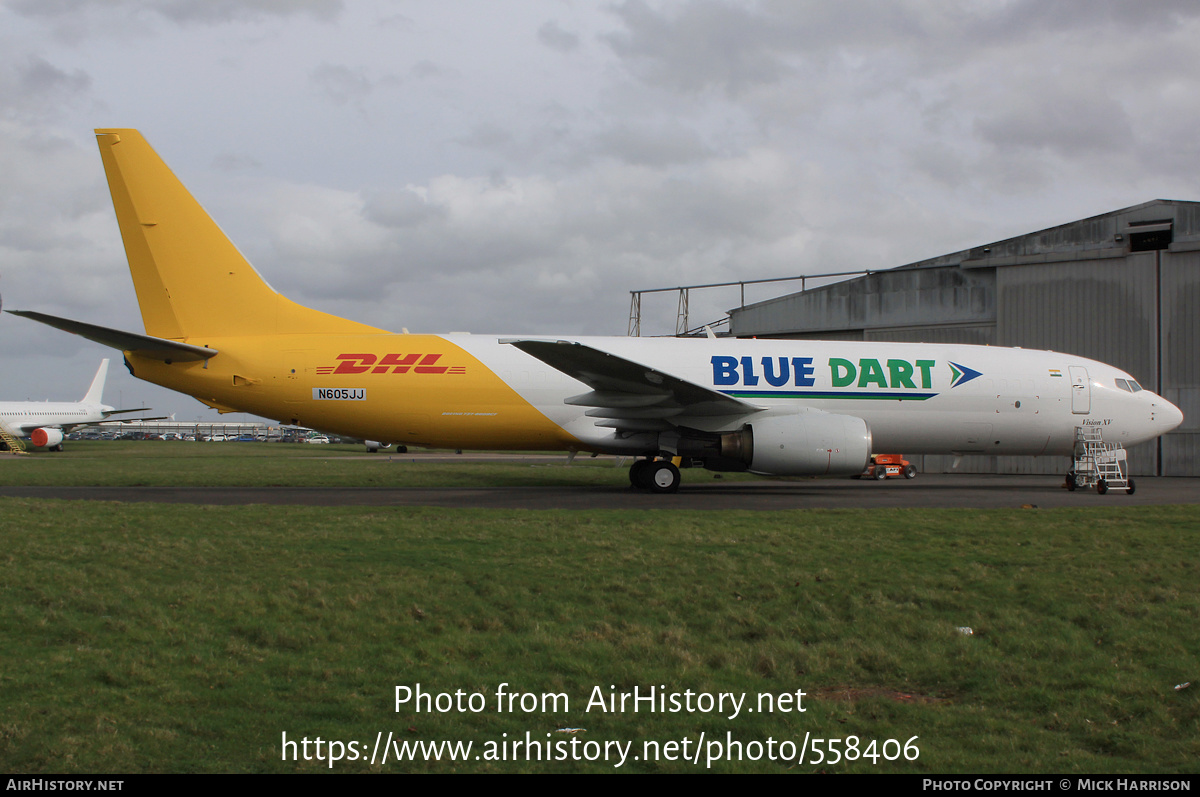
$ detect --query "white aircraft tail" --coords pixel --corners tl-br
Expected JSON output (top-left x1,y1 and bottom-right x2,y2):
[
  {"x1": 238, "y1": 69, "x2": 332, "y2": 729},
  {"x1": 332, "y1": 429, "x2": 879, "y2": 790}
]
[{"x1": 82, "y1": 359, "x2": 110, "y2": 404}]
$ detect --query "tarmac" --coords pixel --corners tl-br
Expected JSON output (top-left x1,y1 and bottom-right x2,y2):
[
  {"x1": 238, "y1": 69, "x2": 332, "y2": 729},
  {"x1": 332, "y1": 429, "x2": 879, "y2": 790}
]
[{"x1": 2, "y1": 471, "x2": 1197, "y2": 511}]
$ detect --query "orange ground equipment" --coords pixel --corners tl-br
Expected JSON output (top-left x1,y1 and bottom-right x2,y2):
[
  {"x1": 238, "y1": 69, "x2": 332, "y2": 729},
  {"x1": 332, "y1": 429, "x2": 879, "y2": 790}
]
[{"x1": 859, "y1": 454, "x2": 917, "y2": 481}]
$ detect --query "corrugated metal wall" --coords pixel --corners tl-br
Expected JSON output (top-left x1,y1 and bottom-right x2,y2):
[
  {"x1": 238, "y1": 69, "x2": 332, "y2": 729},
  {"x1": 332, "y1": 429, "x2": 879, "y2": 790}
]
[
  {"x1": 865, "y1": 324, "x2": 995, "y2": 345},
  {"x1": 996, "y1": 255, "x2": 1157, "y2": 378},
  {"x1": 1161, "y1": 248, "x2": 1200, "y2": 475},
  {"x1": 731, "y1": 266, "x2": 995, "y2": 337},
  {"x1": 995, "y1": 254, "x2": 1159, "y2": 475}
]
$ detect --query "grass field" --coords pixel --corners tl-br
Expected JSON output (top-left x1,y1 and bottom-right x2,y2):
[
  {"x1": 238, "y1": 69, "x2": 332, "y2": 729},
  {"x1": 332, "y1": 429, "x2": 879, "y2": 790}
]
[
  {"x1": 0, "y1": 440, "x2": 658, "y2": 488},
  {"x1": 1, "y1": 443, "x2": 1198, "y2": 773}
]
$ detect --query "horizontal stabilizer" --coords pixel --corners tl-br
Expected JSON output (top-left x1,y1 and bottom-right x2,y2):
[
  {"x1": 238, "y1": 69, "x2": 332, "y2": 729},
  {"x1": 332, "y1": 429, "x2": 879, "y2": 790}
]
[{"x1": 7, "y1": 310, "x2": 218, "y2": 362}]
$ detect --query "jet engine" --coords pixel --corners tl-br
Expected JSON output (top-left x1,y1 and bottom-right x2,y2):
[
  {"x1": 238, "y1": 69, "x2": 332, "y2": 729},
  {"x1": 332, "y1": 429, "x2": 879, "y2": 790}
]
[
  {"x1": 668, "y1": 412, "x2": 872, "y2": 476},
  {"x1": 31, "y1": 428, "x2": 64, "y2": 449},
  {"x1": 743, "y1": 413, "x2": 872, "y2": 476}
]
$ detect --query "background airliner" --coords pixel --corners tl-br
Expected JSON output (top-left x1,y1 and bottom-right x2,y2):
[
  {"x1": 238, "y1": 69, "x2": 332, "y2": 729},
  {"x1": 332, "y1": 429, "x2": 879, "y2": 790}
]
[
  {"x1": 0, "y1": 359, "x2": 155, "y2": 451},
  {"x1": 8, "y1": 130, "x2": 1185, "y2": 487}
]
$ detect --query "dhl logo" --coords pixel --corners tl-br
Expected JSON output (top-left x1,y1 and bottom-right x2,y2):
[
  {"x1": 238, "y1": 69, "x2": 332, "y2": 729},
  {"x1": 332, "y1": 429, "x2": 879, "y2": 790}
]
[{"x1": 317, "y1": 353, "x2": 467, "y2": 375}]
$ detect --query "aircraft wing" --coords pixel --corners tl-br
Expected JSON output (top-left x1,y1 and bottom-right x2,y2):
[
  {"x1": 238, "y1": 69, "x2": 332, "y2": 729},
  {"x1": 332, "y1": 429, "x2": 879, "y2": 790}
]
[
  {"x1": 9, "y1": 421, "x2": 78, "y2": 435},
  {"x1": 503, "y1": 338, "x2": 763, "y2": 431},
  {"x1": 6, "y1": 311, "x2": 218, "y2": 362}
]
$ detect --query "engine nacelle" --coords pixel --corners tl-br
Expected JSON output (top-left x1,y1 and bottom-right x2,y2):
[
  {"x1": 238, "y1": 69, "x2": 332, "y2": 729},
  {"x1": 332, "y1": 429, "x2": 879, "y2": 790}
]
[
  {"x1": 365, "y1": 440, "x2": 391, "y2": 452},
  {"x1": 31, "y1": 428, "x2": 64, "y2": 448},
  {"x1": 743, "y1": 413, "x2": 872, "y2": 476}
]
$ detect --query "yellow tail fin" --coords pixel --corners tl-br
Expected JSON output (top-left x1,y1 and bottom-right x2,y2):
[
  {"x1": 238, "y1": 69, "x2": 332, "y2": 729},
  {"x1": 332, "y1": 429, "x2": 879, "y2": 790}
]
[{"x1": 95, "y1": 129, "x2": 383, "y2": 339}]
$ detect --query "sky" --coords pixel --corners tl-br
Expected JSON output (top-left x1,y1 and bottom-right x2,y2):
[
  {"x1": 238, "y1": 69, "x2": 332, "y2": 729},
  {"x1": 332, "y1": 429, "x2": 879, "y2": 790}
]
[{"x1": 2, "y1": 0, "x2": 1199, "y2": 422}]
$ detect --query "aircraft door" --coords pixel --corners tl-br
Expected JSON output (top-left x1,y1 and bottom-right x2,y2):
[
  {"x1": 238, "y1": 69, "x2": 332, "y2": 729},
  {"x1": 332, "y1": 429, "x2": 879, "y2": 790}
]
[{"x1": 1069, "y1": 366, "x2": 1090, "y2": 414}]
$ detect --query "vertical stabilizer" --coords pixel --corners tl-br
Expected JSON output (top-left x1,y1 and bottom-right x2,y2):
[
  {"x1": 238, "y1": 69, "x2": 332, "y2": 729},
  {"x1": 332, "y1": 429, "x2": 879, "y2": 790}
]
[
  {"x1": 82, "y1": 359, "x2": 109, "y2": 404},
  {"x1": 94, "y1": 129, "x2": 383, "y2": 340}
]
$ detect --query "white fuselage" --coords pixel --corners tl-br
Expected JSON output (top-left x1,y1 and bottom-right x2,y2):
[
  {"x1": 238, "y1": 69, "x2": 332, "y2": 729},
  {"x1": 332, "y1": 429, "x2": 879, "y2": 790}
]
[
  {"x1": 0, "y1": 400, "x2": 114, "y2": 438},
  {"x1": 0, "y1": 360, "x2": 115, "y2": 444},
  {"x1": 445, "y1": 335, "x2": 1183, "y2": 457}
]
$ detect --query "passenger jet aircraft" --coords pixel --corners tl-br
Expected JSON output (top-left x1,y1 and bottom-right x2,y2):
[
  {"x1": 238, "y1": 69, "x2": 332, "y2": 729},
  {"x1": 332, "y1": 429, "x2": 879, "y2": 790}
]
[
  {"x1": 0, "y1": 359, "x2": 152, "y2": 450},
  {"x1": 8, "y1": 130, "x2": 1185, "y2": 489}
]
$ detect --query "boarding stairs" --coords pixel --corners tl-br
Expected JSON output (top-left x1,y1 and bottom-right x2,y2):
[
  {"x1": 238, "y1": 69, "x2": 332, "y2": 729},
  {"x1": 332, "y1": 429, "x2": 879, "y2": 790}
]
[
  {"x1": 0, "y1": 423, "x2": 28, "y2": 455},
  {"x1": 1069, "y1": 426, "x2": 1131, "y2": 494}
]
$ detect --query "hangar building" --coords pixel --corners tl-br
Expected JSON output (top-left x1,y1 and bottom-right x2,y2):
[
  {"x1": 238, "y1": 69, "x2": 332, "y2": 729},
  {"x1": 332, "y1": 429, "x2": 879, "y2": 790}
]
[{"x1": 727, "y1": 200, "x2": 1199, "y2": 477}]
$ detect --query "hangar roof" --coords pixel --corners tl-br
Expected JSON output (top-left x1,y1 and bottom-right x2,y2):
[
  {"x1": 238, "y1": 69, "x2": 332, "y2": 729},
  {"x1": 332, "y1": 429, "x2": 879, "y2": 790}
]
[
  {"x1": 732, "y1": 199, "x2": 1200, "y2": 319},
  {"x1": 892, "y1": 199, "x2": 1200, "y2": 272}
]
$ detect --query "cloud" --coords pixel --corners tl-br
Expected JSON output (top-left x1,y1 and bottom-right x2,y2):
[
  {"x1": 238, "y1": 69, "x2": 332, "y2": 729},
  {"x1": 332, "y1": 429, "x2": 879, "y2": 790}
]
[
  {"x1": 410, "y1": 60, "x2": 456, "y2": 80},
  {"x1": 210, "y1": 152, "x2": 263, "y2": 173},
  {"x1": 591, "y1": 123, "x2": 713, "y2": 167},
  {"x1": 310, "y1": 63, "x2": 375, "y2": 107},
  {"x1": 602, "y1": 0, "x2": 793, "y2": 96},
  {"x1": 538, "y1": 20, "x2": 581, "y2": 53},
  {"x1": 309, "y1": 63, "x2": 403, "y2": 110},
  {"x1": 4, "y1": 0, "x2": 1200, "y2": 409},
  {"x1": 8, "y1": 0, "x2": 344, "y2": 26},
  {"x1": 221, "y1": 143, "x2": 823, "y2": 336},
  {"x1": 0, "y1": 56, "x2": 91, "y2": 122},
  {"x1": 974, "y1": 87, "x2": 1136, "y2": 157},
  {"x1": 0, "y1": 124, "x2": 133, "y2": 337}
]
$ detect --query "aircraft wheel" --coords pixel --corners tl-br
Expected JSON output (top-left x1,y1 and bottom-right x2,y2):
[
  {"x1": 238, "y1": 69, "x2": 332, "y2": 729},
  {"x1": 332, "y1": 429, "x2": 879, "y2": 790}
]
[
  {"x1": 52, "y1": 445, "x2": 64, "y2": 452},
  {"x1": 1065, "y1": 471, "x2": 1077, "y2": 491},
  {"x1": 1096, "y1": 479, "x2": 1108, "y2": 495},
  {"x1": 1125, "y1": 478, "x2": 1136, "y2": 496},
  {"x1": 629, "y1": 459, "x2": 651, "y2": 489},
  {"x1": 903, "y1": 465, "x2": 917, "y2": 479},
  {"x1": 874, "y1": 465, "x2": 888, "y2": 481},
  {"x1": 647, "y1": 461, "x2": 681, "y2": 493}
]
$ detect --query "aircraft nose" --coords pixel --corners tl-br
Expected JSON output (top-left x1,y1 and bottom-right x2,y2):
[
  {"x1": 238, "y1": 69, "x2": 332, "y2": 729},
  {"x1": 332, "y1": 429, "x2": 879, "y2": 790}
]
[{"x1": 1155, "y1": 396, "x2": 1184, "y2": 433}]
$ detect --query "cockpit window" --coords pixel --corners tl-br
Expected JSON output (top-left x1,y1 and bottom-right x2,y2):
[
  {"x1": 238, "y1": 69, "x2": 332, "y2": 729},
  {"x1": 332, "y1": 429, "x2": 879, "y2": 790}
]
[
  {"x1": 1115, "y1": 379, "x2": 1131, "y2": 392},
  {"x1": 1129, "y1": 380, "x2": 1143, "y2": 392}
]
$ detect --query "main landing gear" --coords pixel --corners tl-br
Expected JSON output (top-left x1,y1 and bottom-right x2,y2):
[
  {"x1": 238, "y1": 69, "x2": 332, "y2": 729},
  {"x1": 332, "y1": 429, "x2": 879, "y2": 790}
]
[{"x1": 629, "y1": 458, "x2": 682, "y2": 493}]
